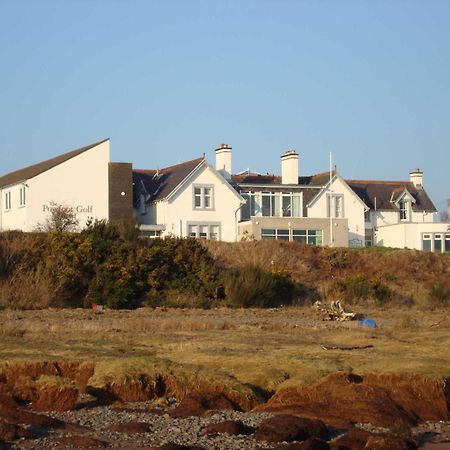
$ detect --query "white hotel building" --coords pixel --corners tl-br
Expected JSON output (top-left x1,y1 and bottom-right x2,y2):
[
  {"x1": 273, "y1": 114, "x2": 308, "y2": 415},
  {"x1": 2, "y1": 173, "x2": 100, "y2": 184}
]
[{"x1": 1, "y1": 139, "x2": 449, "y2": 252}]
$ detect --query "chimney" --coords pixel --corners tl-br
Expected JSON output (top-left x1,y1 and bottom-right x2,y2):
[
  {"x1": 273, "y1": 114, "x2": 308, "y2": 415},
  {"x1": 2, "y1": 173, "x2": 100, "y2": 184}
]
[
  {"x1": 281, "y1": 150, "x2": 299, "y2": 184},
  {"x1": 215, "y1": 144, "x2": 232, "y2": 179},
  {"x1": 409, "y1": 168, "x2": 423, "y2": 189}
]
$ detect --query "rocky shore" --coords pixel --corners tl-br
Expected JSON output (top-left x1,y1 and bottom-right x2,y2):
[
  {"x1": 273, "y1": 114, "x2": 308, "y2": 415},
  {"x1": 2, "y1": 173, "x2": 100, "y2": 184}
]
[{"x1": 1, "y1": 364, "x2": 450, "y2": 450}]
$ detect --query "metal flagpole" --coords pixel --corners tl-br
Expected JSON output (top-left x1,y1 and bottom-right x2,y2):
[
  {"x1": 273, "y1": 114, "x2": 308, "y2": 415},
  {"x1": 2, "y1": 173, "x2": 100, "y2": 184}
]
[{"x1": 329, "y1": 151, "x2": 333, "y2": 247}]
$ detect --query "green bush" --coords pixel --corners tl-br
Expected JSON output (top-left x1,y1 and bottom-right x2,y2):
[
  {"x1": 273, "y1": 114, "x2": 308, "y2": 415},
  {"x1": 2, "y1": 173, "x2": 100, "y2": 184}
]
[
  {"x1": 222, "y1": 264, "x2": 295, "y2": 308},
  {"x1": 333, "y1": 274, "x2": 392, "y2": 305}
]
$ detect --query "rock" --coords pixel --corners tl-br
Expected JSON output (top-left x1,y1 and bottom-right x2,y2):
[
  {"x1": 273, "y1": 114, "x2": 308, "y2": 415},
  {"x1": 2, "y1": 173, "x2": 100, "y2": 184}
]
[
  {"x1": 254, "y1": 415, "x2": 329, "y2": 443},
  {"x1": 108, "y1": 421, "x2": 153, "y2": 433},
  {"x1": 330, "y1": 428, "x2": 373, "y2": 450},
  {"x1": 170, "y1": 391, "x2": 241, "y2": 418},
  {"x1": 202, "y1": 420, "x2": 251, "y2": 436},
  {"x1": 153, "y1": 444, "x2": 206, "y2": 450},
  {"x1": 0, "y1": 418, "x2": 35, "y2": 442},
  {"x1": 364, "y1": 434, "x2": 418, "y2": 450},
  {"x1": 275, "y1": 438, "x2": 331, "y2": 450},
  {"x1": 52, "y1": 435, "x2": 108, "y2": 448}
]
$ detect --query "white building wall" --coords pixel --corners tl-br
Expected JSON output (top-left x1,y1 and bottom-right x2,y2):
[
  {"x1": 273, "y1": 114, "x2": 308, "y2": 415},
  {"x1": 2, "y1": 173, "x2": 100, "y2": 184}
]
[
  {"x1": 1, "y1": 183, "x2": 28, "y2": 231},
  {"x1": 371, "y1": 209, "x2": 436, "y2": 228},
  {"x1": 20, "y1": 141, "x2": 110, "y2": 231},
  {"x1": 161, "y1": 164, "x2": 242, "y2": 242},
  {"x1": 308, "y1": 177, "x2": 365, "y2": 246},
  {"x1": 376, "y1": 222, "x2": 450, "y2": 250}
]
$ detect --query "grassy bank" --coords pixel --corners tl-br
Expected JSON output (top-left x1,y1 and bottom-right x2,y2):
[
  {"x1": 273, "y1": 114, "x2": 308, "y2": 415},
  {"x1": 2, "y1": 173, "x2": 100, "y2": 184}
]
[{"x1": 1, "y1": 307, "x2": 449, "y2": 392}]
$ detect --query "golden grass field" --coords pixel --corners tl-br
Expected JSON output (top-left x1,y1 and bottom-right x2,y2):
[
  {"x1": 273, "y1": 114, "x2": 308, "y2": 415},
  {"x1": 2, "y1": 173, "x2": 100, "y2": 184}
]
[{"x1": 0, "y1": 306, "x2": 449, "y2": 394}]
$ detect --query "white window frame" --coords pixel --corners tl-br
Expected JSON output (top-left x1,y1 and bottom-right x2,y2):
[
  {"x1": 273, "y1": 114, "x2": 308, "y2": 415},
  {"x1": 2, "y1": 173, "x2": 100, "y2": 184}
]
[
  {"x1": 4, "y1": 191, "x2": 11, "y2": 211},
  {"x1": 187, "y1": 222, "x2": 221, "y2": 240},
  {"x1": 19, "y1": 186, "x2": 26, "y2": 207},
  {"x1": 261, "y1": 228, "x2": 323, "y2": 245},
  {"x1": 327, "y1": 194, "x2": 344, "y2": 218},
  {"x1": 193, "y1": 185, "x2": 214, "y2": 210},
  {"x1": 240, "y1": 191, "x2": 302, "y2": 220}
]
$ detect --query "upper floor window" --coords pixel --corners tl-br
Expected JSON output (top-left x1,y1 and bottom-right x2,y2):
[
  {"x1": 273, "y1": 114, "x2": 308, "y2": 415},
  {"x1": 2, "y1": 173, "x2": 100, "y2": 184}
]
[
  {"x1": 327, "y1": 194, "x2": 344, "y2": 218},
  {"x1": 193, "y1": 186, "x2": 214, "y2": 209},
  {"x1": 240, "y1": 191, "x2": 302, "y2": 220},
  {"x1": 19, "y1": 186, "x2": 26, "y2": 207},
  {"x1": 399, "y1": 199, "x2": 410, "y2": 221},
  {"x1": 4, "y1": 191, "x2": 11, "y2": 210}
]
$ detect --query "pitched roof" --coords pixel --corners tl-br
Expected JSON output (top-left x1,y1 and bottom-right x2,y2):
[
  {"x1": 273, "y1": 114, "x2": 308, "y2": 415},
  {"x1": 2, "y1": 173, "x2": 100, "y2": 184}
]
[
  {"x1": 133, "y1": 157, "x2": 204, "y2": 201},
  {"x1": 0, "y1": 139, "x2": 109, "y2": 189},
  {"x1": 346, "y1": 179, "x2": 436, "y2": 212},
  {"x1": 231, "y1": 170, "x2": 335, "y2": 187}
]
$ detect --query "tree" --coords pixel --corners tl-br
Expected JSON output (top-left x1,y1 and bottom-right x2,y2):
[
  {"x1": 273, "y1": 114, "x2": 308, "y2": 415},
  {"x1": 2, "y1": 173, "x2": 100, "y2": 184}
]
[{"x1": 36, "y1": 202, "x2": 79, "y2": 232}]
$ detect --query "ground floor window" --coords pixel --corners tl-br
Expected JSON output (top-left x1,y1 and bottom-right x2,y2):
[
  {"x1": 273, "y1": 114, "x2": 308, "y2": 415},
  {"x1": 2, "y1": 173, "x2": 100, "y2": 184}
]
[
  {"x1": 141, "y1": 230, "x2": 162, "y2": 239},
  {"x1": 261, "y1": 228, "x2": 323, "y2": 245},
  {"x1": 422, "y1": 233, "x2": 450, "y2": 253},
  {"x1": 188, "y1": 223, "x2": 220, "y2": 240}
]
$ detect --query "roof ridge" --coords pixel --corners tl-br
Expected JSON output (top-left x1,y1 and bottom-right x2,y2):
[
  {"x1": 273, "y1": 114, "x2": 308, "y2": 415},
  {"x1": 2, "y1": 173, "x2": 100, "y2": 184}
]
[
  {"x1": 0, "y1": 138, "x2": 109, "y2": 188},
  {"x1": 346, "y1": 179, "x2": 412, "y2": 185},
  {"x1": 134, "y1": 156, "x2": 204, "y2": 174}
]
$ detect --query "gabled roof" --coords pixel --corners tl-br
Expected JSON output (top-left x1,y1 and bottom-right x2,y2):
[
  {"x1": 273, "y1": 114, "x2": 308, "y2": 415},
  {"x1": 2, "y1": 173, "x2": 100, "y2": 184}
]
[
  {"x1": 231, "y1": 170, "x2": 335, "y2": 187},
  {"x1": 346, "y1": 179, "x2": 436, "y2": 212},
  {"x1": 133, "y1": 157, "x2": 204, "y2": 201},
  {"x1": 0, "y1": 139, "x2": 109, "y2": 189}
]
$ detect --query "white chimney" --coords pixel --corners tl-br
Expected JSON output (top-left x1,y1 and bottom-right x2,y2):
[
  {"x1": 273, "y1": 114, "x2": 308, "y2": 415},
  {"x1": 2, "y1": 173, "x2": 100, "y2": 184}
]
[
  {"x1": 409, "y1": 168, "x2": 423, "y2": 189},
  {"x1": 215, "y1": 144, "x2": 232, "y2": 179},
  {"x1": 281, "y1": 150, "x2": 299, "y2": 184}
]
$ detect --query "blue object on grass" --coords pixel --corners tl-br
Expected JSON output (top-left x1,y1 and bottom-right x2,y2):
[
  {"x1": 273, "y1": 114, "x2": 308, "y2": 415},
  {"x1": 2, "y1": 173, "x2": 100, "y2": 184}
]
[{"x1": 359, "y1": 318, "x2": 377, "y2": 328}]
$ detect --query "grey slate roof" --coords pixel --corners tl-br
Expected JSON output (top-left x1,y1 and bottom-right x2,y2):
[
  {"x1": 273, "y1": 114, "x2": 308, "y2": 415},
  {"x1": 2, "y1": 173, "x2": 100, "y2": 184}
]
[
  {"x1": 346, "y1": 180, "x2": 437, "y2": 212},
  {"x1": 133, "y1": 156, "x2": 204, "y2": 201},
  {"x1": 0, "y1": 139, "x2": 109, "y2": 189}
]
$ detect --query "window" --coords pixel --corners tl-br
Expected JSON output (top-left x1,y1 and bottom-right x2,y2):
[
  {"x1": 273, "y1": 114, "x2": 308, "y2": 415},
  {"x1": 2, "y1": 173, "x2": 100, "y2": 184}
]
[
  {"x1": 261, "y1": 228, "x2": 323, "y2": 245},
  {"x1": 292, "y1": 229, "x2": 323, "y2": 245},
  {"x1": 19, "y1": 186, "x2": 26, "y2": 207},
  {"x1": 240, "y1": 191, "x2": 302, "y2": 220},
  {"x1": 193, "y1": 186, "x2": 214, "y2": 209},
  {"x1": 423, "y1": 232, "x2": 450, "y2": 253},
  {"x1": 188, "y1": 223, "x2": 220, "y2": 240},
  {"x1": 399, "y1": 199, "x2": 410, "y2": 221},
  {"x1": 435, "y1": 234, "x2": 443, "y2": 253},
  {"x1": 327, "y1": 194, "x2": 344, "y2": 218},
  {"x1": 422, "y1": 234, "x2": 432, "y2": 252},
  {"x1": 364, "y1": 210, "x2": 370, "y2": 222},
  {"x1": 4, "y1": 191, "x2": 11, "y2": 210},
  {"x1": 399, "y1": 200, "x2": 407, "y2": 220}
]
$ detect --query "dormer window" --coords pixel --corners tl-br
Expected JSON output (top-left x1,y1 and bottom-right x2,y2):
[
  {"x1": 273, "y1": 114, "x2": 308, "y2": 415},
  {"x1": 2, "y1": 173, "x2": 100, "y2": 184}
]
[{"x1": 399, "y1": 199, "x2": 410, "y2": 221}]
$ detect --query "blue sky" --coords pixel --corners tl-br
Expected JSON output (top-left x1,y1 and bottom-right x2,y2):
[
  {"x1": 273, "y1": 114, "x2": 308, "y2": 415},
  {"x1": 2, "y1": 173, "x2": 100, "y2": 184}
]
[{"x1": 1, "y1": 0, "x2": 449, "y2": 212}]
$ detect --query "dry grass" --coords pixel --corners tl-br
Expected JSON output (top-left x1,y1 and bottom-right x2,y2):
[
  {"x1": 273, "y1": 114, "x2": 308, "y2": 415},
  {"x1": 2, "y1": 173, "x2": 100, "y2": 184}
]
[{"x1": 0, "y1": 306, "x2": 449, "y2": 394}]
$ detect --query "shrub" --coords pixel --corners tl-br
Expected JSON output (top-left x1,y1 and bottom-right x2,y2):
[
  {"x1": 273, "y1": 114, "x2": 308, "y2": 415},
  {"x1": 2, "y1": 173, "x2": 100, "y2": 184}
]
[
  {"x1": 333, "y1": 275, "x2": 392, "y2": 305},
  {"x1": 222, "y1": 264, "x2": 296, "y2": 308},
  {"x1": 427, "y1": 281, "x2": 450, "y2": 308}
]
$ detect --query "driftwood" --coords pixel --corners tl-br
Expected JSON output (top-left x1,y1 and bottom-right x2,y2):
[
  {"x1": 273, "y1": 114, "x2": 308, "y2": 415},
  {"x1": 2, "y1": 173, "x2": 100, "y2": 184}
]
[
  {"x1": 313, "y1": 300, "x2": 356, "y2": 321},
  {"x1": 320, "y1": 344, "x2": 374, "y2": 351}
]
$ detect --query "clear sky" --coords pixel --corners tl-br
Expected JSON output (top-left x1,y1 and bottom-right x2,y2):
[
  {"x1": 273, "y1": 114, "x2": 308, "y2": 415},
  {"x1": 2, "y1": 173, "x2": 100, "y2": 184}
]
[{"x1": 1, "y1": 0, "x2": 449, "y2": 213}]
